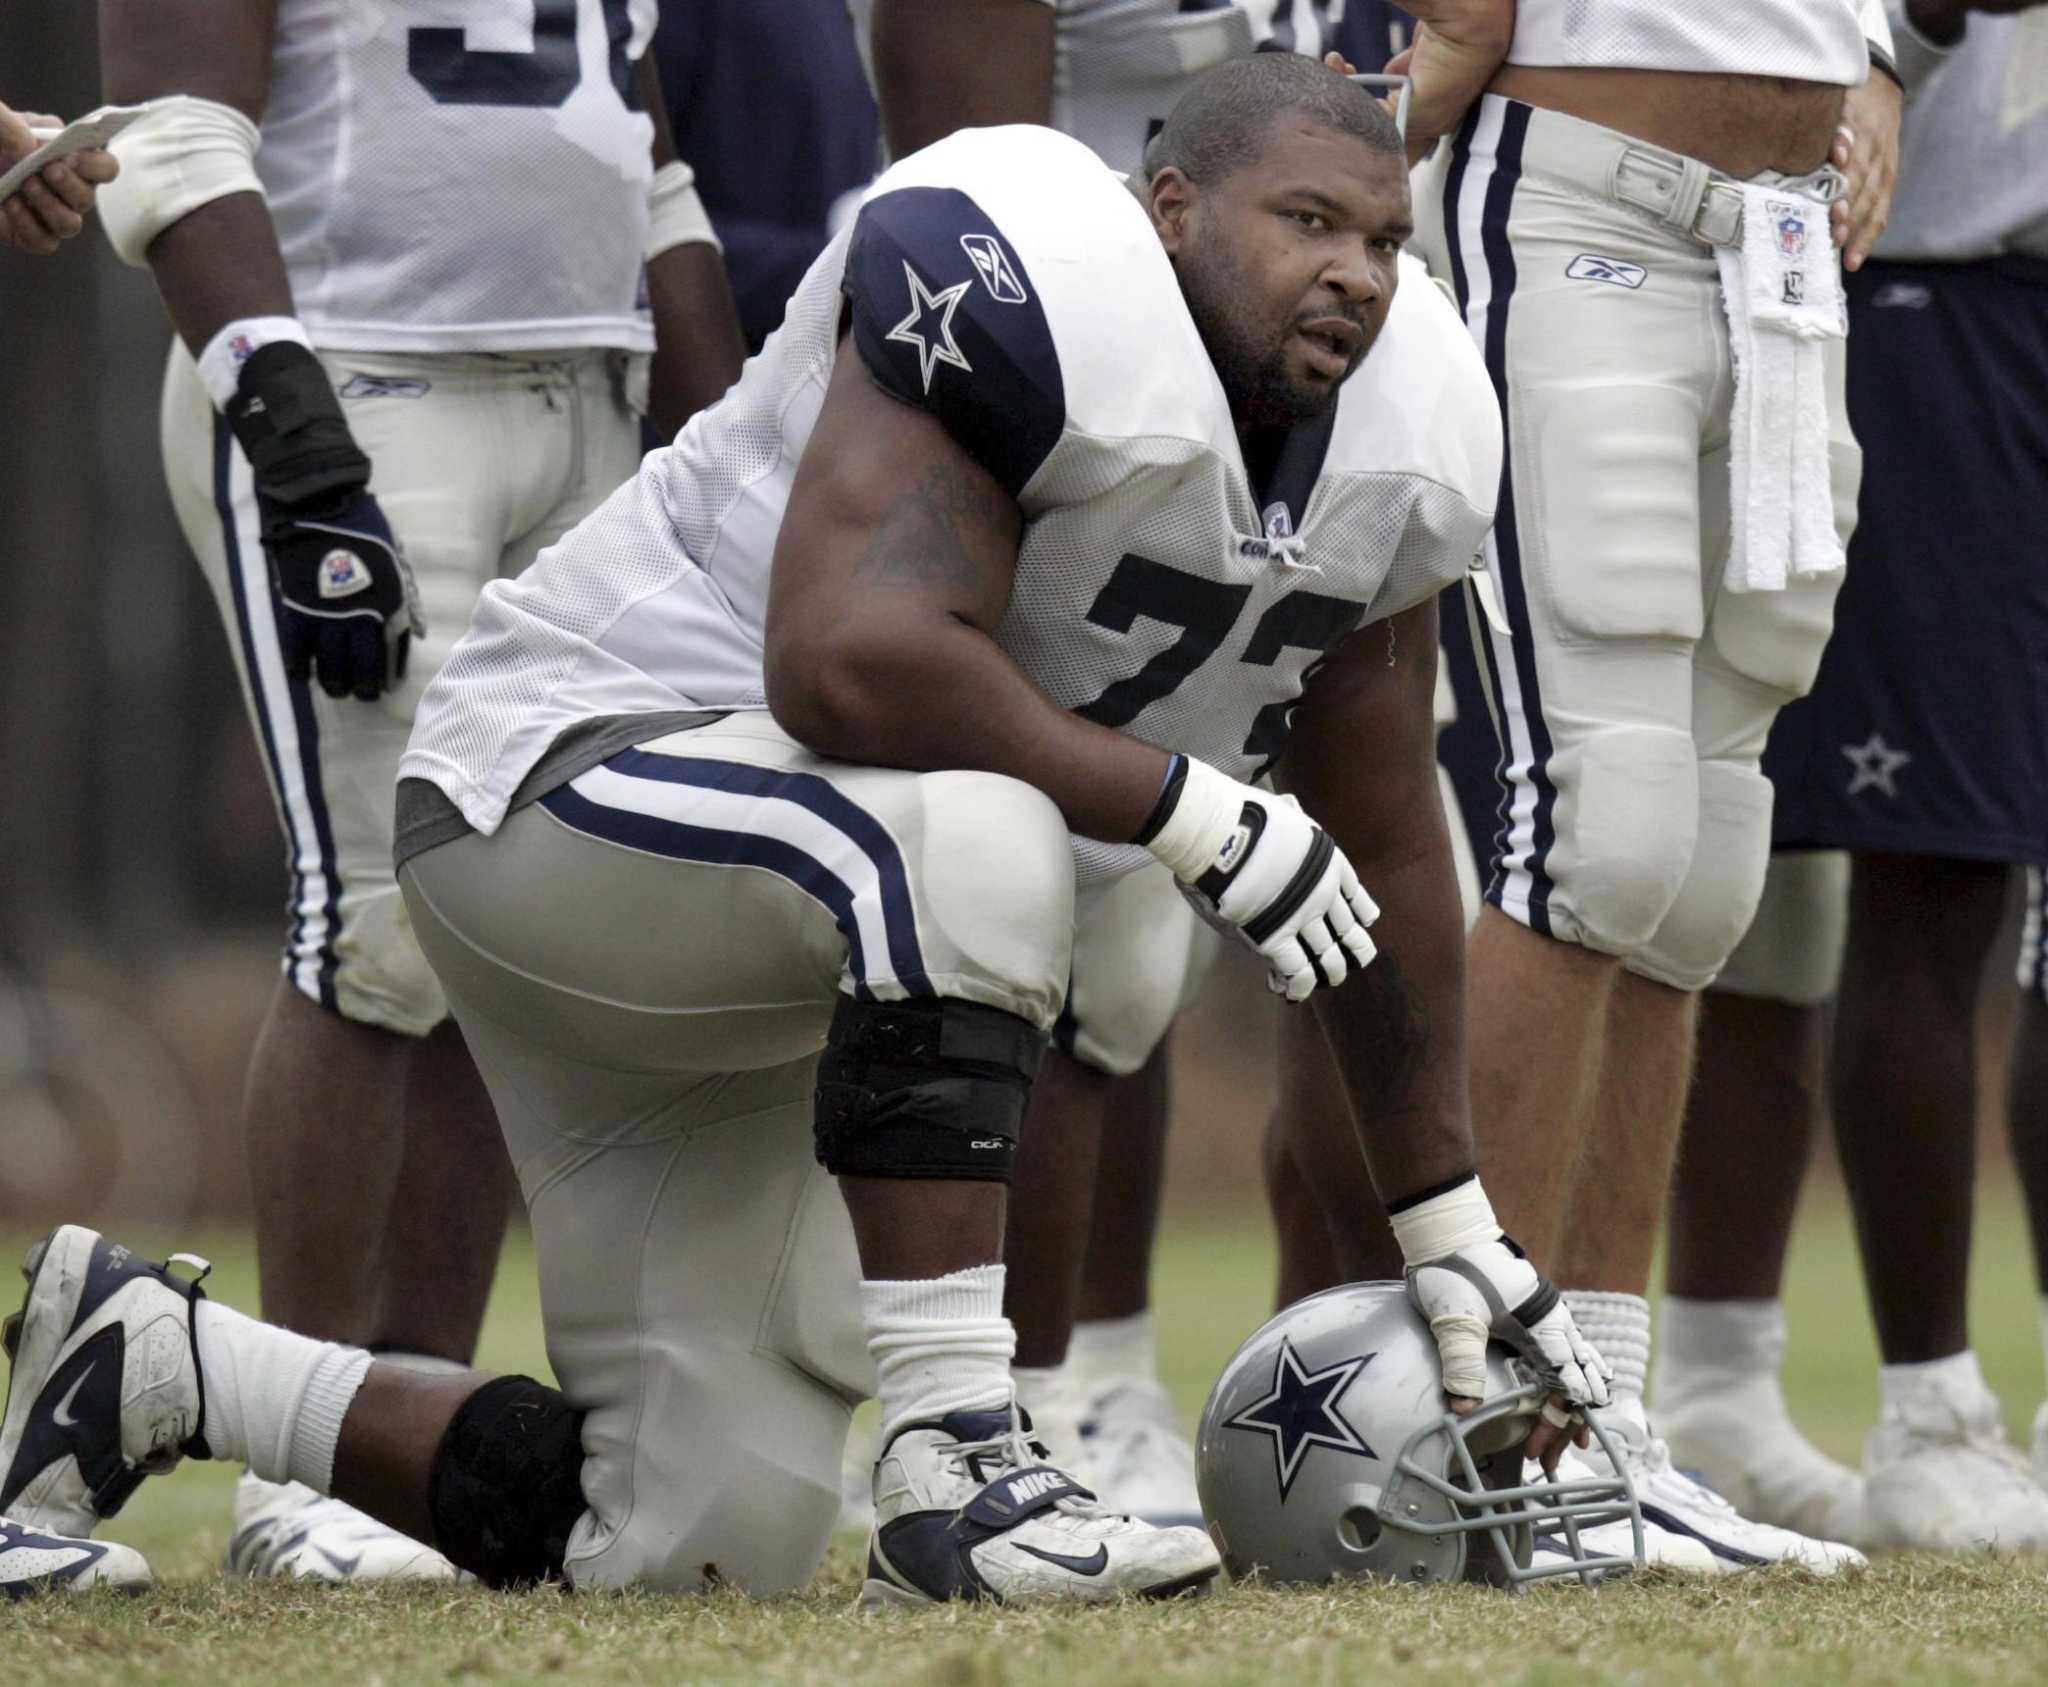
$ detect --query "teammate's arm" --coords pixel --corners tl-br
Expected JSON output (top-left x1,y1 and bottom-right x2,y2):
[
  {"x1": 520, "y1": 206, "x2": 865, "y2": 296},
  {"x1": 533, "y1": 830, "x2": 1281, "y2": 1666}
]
[
  {"x1": 1384, "y1": 0, "x2": 1515, "y2": 163},
  {"x1": 100, "y1": 0, "x2": 418, "y2": 703},
  {"x1": 636, "y1": 53, "x2": 745, "y2": 438},
  {"x1": 867, "y1": 0, "x2": 1056, "y2": 156},
  {"x1": 1278, "y1": 591, "x2": 1609, "y2": 1447},
  {"x1": 0, "y1": 102, "x2": 119, "y2": 256}
]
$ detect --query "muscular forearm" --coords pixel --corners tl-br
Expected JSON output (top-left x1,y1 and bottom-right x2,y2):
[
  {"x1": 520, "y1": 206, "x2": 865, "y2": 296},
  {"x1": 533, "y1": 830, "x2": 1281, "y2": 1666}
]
[
  {"x1": 147, "y1": 192, "x2": 295, "y2": 355},
  {"x1": 1307, "y1": 826, "x2": 1476, "y2": 1206}
]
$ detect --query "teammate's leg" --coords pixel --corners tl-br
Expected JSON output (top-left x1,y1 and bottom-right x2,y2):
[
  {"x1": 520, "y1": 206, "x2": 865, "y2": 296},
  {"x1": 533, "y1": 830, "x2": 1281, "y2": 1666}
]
[{"x1": 1005, "y1": 1050, "x2": 1112, "y2": 1375}]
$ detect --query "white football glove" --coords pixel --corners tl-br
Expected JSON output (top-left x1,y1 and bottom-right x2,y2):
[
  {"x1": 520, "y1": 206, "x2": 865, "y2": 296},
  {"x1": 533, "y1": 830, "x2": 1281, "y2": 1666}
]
[
  {"x1": 1389, "y1": 1175, "x2": 1611, "y2": 1409},
  {"x1": 1137, "y1": 754, "x2": 1379, "y2": 1002}
]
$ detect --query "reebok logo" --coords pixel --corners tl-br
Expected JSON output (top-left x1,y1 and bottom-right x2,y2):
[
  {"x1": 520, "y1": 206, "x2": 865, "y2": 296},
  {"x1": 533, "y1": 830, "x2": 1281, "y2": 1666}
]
[
  {"x1": 959, "y1": 233, "x2": 1028, "y2": 304},
  {"x1": 1006, "y1": 1472, "x2": 1065, "y2": 1506},
  {"x1": 1566, "y1": 254, "x2": 1647, "y2": 289}
]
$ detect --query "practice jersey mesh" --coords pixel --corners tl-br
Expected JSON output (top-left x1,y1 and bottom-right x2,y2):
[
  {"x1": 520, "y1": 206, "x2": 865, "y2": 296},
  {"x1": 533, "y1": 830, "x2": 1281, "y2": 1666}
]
[
  {"x1": 1510, "y1": 0, "x2": 1868, "y2": 81},
  {"x1": 260, "y1": 0, "x2": 659, "y2": 352},
  {"x1": 400, "y1": 127, "x2": 1500, "y2": 880}
]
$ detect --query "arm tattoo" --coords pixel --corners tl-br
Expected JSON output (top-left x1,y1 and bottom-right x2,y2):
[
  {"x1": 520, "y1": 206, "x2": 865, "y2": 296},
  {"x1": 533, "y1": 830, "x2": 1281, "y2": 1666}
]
[{"x1": 848, "y1": 456, "x2": 1013, "y2": 606}]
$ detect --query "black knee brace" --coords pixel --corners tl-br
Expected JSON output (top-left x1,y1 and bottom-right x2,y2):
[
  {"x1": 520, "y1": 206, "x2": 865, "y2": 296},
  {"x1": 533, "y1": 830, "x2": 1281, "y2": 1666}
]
[
  {"x1": 427, "y1": 1376, "x2": 587, "y2": 1588},
  {"x1": 813, "y1": 995, "x2": 1043, "y2": 1182}
]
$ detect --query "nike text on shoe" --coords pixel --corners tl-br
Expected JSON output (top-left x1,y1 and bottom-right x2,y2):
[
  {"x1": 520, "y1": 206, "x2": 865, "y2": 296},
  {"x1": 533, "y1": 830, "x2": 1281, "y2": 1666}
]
[
  {"x1": 861, "y1": 1408, "x2": 1219, "y2": 1606},
  {"x1": 0, "y1": 1514, "x2": 152, "y2": 1597},
  {"x1": 227, "y1": 1474, "x2": 458, "y2": 1582},
  {"x1": 0, "y1": 1227, "x2": 210, "y2": 1537}
]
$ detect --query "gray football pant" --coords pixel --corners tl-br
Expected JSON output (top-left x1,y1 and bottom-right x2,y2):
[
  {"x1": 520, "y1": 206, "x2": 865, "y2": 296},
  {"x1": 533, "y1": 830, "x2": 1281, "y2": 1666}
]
[{"x1": 401, "y1": 713, "x2": 1093, "y2": 1593}]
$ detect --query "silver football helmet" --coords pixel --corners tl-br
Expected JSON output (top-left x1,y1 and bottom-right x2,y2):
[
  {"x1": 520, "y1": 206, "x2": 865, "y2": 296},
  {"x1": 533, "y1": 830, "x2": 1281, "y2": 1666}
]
[{"x1": 1196, "y1": 1281, "x2": 1642, "y2": 1589}]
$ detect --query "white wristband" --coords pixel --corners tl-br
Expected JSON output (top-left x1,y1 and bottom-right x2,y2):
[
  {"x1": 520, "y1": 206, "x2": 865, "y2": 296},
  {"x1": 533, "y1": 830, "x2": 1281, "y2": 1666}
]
[
  {"x1": 196, "y1": 315, "x2": 314, "y2": 410},
  {"x1": 1140, "y1": 756, "x2": 1245, "y2": 883},
  {"x1": 1389, "y1": 1176, "x2": 1503, "y2": 1268},
  {"x1": 646, "y1": 159, "x2": 720, "y2": 260}
]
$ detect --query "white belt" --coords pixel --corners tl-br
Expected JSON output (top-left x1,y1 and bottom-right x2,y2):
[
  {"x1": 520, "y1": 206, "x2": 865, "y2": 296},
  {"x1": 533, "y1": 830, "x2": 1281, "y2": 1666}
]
[{"x1": 1511, "y1": 102, "x2": 1748, "y2": 248}]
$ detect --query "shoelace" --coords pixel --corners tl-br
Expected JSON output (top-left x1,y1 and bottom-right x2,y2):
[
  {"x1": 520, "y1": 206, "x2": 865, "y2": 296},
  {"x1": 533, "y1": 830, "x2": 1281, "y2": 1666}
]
[{"x1": 942, "y1": 1423, "x2": 1125, "y2": 1530}]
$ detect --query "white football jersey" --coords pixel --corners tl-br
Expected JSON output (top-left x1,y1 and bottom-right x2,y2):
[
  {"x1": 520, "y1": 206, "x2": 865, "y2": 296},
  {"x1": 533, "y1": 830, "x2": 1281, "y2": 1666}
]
[
  {"x1": 260, "y1": 0, "x2": 659, "y2": 353},
  {"x1": 1509, "y1": 0, "x2": 1867, "y2": 83},
  {"x1": 847, "y1": 0, "x2": 1340, "y2": 178},
  {"x1": 400, "y1": 126, "x2": 1500, "y2": 881}
]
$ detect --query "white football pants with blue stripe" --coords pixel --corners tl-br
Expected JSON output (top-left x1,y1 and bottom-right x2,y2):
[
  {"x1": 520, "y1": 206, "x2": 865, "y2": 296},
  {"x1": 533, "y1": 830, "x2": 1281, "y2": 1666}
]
[
  {"x1": 163, "y1": 341, "x2": 640, "y2": 1034},
  {"x1": 399, "y1": 711, "x2": 1093, "y2": 1593}
]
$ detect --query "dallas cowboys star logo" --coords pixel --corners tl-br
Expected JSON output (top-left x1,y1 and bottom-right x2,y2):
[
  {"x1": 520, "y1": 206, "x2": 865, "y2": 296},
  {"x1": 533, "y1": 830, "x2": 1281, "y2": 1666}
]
[
  {"x1": 1223, "y1": 1339, "x2": 1377, "y2": 1501},
  {"x1": 886, "y1": 261, "x2": 974, "y2": 394},
  {"x1": 1842, "y1": 732, "x2": 1911, "y2": 798}
]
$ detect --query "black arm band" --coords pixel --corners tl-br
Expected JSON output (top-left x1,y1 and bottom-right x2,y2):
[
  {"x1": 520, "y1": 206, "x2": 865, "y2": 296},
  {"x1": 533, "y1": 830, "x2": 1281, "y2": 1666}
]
[
  {"x1": 1131, "y1": 753, "x2": 1188, "y2": 846},
  {"x1": 225, "y1": 341, "x2": 371, "y2": 508},
  {"x1": 1867, "y1": 39, "x2": 1902, "y2": 88}
]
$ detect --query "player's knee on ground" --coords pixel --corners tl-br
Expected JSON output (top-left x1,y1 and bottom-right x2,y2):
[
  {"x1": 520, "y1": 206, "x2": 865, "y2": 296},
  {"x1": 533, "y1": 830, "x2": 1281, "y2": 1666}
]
[
  {"x1": 291, "y1": 887, "x2": 449, "y2": 1037},
  {"x1": 427, "y1": 1376, "x2": 587, "y2": 1588},
  {"x1": 1628, "y1": 761, "x2": 1776, "y2": 992},
  {"x1": 1540, "y1": 725, "x2": 1700, "y2": 960},
  {"x1": 1715, "y1": 849, "x2": 1848, "y2": 1006}
]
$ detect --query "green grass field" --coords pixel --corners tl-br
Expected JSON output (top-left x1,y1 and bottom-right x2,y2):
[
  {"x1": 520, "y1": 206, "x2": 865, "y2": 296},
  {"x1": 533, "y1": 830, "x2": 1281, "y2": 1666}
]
[{"x1": 8, "y1": 1178, "x2": 2048, "y2": 1684}]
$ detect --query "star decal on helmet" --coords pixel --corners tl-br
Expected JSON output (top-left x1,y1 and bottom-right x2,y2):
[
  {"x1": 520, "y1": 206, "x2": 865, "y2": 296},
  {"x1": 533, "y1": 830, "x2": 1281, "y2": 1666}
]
[
  {"x1": 886, "y1": 260, "x2": 975, "y2": 394},
  {"x1": 1222, "y1": 1339, "x2": 1377, "y2": 1501}
]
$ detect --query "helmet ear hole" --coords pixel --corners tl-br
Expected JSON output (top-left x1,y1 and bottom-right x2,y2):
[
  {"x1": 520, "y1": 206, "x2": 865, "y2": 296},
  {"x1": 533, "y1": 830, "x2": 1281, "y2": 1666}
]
[{"x1": 1337, "y1": 1508, "x2": 1382, "y2": 1554}]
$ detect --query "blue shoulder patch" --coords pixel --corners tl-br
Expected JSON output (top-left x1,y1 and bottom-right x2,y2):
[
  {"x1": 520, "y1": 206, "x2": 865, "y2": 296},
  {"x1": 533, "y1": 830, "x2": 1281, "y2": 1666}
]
[{"x1": 844, "y1": 186, "x2": 1066, "y2": 499}]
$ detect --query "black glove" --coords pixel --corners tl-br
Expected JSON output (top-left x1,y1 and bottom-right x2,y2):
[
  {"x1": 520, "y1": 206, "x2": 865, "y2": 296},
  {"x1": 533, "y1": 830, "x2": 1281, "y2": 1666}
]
[{"x1": 226, "y1": 342, "x2": 422, "y2": 701}]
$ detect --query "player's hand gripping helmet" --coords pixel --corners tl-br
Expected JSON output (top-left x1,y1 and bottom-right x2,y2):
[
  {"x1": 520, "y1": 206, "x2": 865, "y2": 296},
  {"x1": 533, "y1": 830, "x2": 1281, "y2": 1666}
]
[{"x1": 1196, "y1": 1282, "x2": 1642, "y2": 1589}]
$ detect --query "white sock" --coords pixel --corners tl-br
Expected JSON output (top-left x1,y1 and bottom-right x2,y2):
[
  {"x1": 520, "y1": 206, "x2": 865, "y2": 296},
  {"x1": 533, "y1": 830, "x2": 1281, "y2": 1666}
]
[
  {"x1": 1653, "y1": 1297, "x2": 1786, "y2": 1405},
  {"x1": 195, "y1": 1300, "x2": 373, "y2": 1492},
  {"x1": 862, "y1": 1265, "x2": 1014, "y2": 1441},
  {"x1": 1564, "y1": 1289, "x2": 1651, "y2": 1406},
  {"x1": 1879, "y1": 1348, "x2": 1986, "y2": 1418},
  {"x1": 1066, "y1": 1310, "x2": 1159, "y2": 1395},
  {"x1": 1012, "y1": 1364, "x2": 1083, "y2": 1452}
]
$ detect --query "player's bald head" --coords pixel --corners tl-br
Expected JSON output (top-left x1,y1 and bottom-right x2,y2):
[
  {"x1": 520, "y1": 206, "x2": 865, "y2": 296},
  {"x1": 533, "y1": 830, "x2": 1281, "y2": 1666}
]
[{"x1": 1144, "y1": 53, "x2": 1402, "y2": 187}]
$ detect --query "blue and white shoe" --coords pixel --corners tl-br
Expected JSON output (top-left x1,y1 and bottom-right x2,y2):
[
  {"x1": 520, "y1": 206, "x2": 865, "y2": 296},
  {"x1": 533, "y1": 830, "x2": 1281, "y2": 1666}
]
[
  {"x1": 227, "y1": 1474, "x2": 458, "y2": 1581},
  {"x1": 861, "y1": 1407, "x2": 1219, "y2": 1606},
  {"x1": 0, "y1": 1514, "x2": 152, "y2": 1597},
  {"x1": 0, "y1": 1226, "x2": 210, "y2": 1537}
]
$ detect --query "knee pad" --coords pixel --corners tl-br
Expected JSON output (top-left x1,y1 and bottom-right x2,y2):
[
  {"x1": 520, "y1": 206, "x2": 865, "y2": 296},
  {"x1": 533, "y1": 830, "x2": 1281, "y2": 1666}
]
[
  {"x1": 1546, "y1": 726, "x2": 1699, "y2": 957},
  {"x1": 1628, "y1": 761, "x2": 1776, "y2": 992},
  {"x1": 813, "y1": 995, "x2": 1043, "y2": 1182},
  {"x1": 1715, "y1": 849, "x2": 1848, "y2": 1005},
  {"x1": 427, "y1": 1376, "x2": 588, "y2": 1588}
]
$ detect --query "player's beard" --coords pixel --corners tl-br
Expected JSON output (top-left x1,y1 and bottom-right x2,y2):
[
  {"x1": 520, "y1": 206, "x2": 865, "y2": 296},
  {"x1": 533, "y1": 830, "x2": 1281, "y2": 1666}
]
[{"x1": 1175, "y1": 233, "x2": 1338, "y2": 431}]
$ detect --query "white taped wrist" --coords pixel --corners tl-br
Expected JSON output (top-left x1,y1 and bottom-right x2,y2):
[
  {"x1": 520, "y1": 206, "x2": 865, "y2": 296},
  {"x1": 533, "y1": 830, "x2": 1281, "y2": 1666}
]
[
  {"x1": 1141, "y1": 756, "x2": 1244, "y2": 882},
  {"x1": 1390, "y1": 1176, "x2": 1502, "y2": 1267},
  {"x1": 646, "y1": 159, "x2": 720, "y2": 259},
  {"x1": 99, "y1": 95, "x2": 263, "y2": 268},
  {"x1": 196, "y1": 316, "x2": 314, "y2": 410}
]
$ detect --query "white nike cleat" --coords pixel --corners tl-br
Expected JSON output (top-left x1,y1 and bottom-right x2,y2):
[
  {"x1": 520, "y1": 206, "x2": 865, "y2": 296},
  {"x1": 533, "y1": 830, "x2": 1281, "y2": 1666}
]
[
  {"x1": 0, "y1": 1226, "x2": 209, "y2": 1537},
  {"x1": 1076, "y1": 1381, "x2": 1205, "y2": 1529},
  {"x1": 1, "y1": 1514, "x2": 152, "y2": 1597},
  {"x1": 1585, "y1": 1403, "x2": 1865, "y2": 1574},
  {"x1": 227, "y1": 1473, "x2": 458, "y2": 1581},
  {"x1": 1525, "y1": 1447, "x2": 1716, "y2": 1578},
  {"x1": 860, "y1": 1407, "x2": 1219, "y2": 1606},
  {"x1": 1865, "y1": 1375, "x2": 2048, "y2": 1553},
  {"x1": 1656, "y1": 1376, "x2": 1868, "y2": 1546}
]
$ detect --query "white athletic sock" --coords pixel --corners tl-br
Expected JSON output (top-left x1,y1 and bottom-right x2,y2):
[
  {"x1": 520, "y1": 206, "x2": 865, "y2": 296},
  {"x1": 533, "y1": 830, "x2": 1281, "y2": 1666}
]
[
  {"x1": 195, "y1": 1300, "x2": 373, "y2": 1492},
  {"x1": 862, "y1": 1265, "x2": 1014, "y2": 1442},
  {"x1": 1066, "y1": 1310, "x2": 1159, "y2": 1395},
  {"x1": 1563, "y1": 1289, "x2": 1651, "y2": 1407},
  {"x1": 1879, "y1": 1348, "x2": 1988, "y2": 1420},
  {"x1": 1653, "y1": 1298, "x2": 1786, "y2": 1405}
]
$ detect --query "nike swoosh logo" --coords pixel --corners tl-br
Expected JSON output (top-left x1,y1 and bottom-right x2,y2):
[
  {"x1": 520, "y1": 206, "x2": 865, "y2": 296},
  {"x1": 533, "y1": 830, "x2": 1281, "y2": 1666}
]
[
  {"x1": 51, "y1": 1364, "x2": 94, "y2": 1429},
  {"x1": 1013, "y1": 1542, "x2": 1108, "y2": 1576},
  {"x1": 310, "y1": 1542, "x2": 364, "y2": 1577}
]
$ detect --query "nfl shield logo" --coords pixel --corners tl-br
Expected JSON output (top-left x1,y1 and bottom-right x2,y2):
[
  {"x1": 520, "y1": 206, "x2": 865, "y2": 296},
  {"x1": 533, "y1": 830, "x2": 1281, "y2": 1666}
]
[
  {"x1": 318, "y1": 548, "x2": 371, "y2": 599},
  {"x1": 1771, "y1": 203, "x2": 1807, "y2": 259}
]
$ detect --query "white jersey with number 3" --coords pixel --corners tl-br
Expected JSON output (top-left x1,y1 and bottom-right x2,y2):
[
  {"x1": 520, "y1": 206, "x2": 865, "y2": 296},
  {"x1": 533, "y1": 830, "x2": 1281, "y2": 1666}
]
[
  {"x1": 401, "y1": 126, "x2": 1500, "y2": 880},
  {"x1": 259, "y1": 0, "x2": 659, "y2": 352}
]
